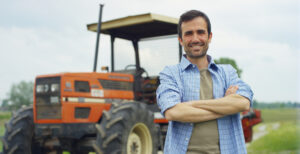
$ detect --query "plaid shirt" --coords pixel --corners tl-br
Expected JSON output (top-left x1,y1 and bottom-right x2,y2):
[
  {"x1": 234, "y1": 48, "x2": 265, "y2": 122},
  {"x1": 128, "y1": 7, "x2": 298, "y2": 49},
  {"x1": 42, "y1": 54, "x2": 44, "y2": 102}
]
[{"x1": 156, "y1": 55, "x2": 253, "y2": 154}]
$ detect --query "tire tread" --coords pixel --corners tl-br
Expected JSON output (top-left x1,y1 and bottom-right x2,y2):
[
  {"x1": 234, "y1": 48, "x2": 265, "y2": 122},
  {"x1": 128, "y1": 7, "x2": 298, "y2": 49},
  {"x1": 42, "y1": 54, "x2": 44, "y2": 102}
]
[
  {"x1": 8, "y1": 128, "x2": 22, "y2": 141},
  {"x1": 93, "y1": 102, "x2": 158, "y2": 154}
]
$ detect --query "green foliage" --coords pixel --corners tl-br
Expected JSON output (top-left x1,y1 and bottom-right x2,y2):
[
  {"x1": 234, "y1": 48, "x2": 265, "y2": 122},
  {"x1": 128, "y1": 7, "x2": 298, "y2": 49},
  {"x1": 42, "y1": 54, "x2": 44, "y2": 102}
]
[
  {"x1": 248, "y1": 121, "x2": 300, "y2": 153},
  {"x1": 0, "y1": 112, "x2": 11, "y2": 152},
  {"x1": 1, "y1": 81, "x2": 34, "y2": 111},
  {"x1": 214, "y1": 57, "x2": 242, "y2": 78}
]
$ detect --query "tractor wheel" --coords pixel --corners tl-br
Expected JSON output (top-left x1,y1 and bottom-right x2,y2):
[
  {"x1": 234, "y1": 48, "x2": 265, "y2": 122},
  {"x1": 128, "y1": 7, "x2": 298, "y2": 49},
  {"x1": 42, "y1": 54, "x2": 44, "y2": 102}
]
[
  {"x1": 1, "y1": 106, "x2": 42, "y2": 154},
  {"x1": 93, "y1": 102, "x2": 158, "y2": 154}
]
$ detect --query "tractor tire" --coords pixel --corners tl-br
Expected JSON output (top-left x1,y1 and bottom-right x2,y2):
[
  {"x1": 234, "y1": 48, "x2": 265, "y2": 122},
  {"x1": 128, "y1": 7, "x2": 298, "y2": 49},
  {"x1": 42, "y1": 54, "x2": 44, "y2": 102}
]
[
  {"x1": 93, "y1": 102, "x2": 158, "y2": 154},
  {"x1": 2, "y1": 106, "x2": 42, "y2": 154}
]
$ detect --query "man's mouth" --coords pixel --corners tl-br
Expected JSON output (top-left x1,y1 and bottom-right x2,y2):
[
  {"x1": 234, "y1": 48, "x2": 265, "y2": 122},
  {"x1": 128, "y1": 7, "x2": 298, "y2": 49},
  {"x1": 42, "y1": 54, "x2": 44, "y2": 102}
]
[{"x1": 188, "y1": 42, "x2": 205, "y2": 47}]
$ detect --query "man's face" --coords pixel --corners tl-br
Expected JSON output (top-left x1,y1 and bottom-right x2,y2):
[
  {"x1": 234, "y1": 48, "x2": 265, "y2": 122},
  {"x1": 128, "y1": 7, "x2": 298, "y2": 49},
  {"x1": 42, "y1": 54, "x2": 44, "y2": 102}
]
[{"x1": 179, "y1": 17, "x2": 212, "y2": 59}]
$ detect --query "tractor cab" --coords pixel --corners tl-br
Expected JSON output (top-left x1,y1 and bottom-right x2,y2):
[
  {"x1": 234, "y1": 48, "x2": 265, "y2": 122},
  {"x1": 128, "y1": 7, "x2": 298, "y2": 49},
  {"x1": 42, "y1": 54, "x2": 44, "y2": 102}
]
[{"x1": 87, "y1": 13, "x2": 181, "y2": 103}]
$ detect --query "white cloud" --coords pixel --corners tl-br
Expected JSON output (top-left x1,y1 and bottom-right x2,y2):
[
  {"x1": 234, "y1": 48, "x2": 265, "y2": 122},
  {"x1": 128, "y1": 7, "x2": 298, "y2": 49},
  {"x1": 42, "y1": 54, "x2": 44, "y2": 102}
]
[
  {"x1": 0, "y1": 26, "x2": 99, "y2": 99},
  {"x1": 0, "y1": 0, "x2": 299, "y2": 103},
  {"x1": 210, "y1": 29, "x2": 299, "y2": 102},
  {"x1": 298, "y1": 51, "x2": 300, "y2": 102}
]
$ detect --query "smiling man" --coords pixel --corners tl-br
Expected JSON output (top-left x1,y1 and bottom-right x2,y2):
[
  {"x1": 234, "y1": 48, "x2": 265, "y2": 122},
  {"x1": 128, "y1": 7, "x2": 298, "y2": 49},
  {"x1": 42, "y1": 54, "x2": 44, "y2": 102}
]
[{"x1": 156, "y1": 10, "x2": 253, "y2": 154}]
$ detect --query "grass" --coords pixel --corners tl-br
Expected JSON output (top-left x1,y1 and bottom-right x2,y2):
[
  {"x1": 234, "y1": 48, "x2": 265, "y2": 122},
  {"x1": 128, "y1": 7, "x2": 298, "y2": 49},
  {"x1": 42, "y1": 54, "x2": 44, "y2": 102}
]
[
  {"x1": 259, "y1": 108, "x2": 299, "y2": 123},
  {"x1": 247, "y1": 108, "x2": 300, "y2": 153},
  {"x1": 0, "y1": 112, "x2": 11, "y2": 120},
  {"x1": 248, "y1": 121, "x2": 300, "y2": 153},
  {"x1": 0, "y1": 112, "x2": 11, "y2": 152}
]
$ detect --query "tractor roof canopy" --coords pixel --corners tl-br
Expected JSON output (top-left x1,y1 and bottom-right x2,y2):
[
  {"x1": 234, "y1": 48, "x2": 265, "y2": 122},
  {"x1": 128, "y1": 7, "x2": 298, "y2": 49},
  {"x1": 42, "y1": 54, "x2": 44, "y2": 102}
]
[
  {"x1": 87, "y1": 13, "x2": 179, "y2": 40},
  {"x1": 87, "y1": 12, "x2": 181, "y2": 72}
]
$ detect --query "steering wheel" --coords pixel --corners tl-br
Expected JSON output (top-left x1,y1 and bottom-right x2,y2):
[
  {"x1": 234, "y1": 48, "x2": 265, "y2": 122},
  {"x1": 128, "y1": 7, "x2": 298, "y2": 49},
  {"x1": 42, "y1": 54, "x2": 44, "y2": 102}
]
[
  {"x1": 125, "y1": 64, "x2": 137, "y2": 70},
  {"x1": 124, "y1": 64, "x2": 149, "y2": 77}
]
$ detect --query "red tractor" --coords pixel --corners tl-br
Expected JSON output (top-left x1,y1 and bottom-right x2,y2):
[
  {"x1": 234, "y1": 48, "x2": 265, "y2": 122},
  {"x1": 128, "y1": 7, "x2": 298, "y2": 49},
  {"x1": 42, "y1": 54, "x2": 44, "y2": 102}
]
[
  {"x1": 241, "y1": 109, "x2": 262, "y2": 142},
  {"x1": 2, "y1": 6, "x2": 261, "y2": 154}
]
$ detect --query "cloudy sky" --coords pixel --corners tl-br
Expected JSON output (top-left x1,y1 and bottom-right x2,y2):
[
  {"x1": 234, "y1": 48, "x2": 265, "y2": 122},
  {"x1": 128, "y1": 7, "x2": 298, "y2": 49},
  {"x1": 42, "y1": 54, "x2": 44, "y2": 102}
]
[{"x1": 0, "y1": 0, "x2": 299, "y2": 103}]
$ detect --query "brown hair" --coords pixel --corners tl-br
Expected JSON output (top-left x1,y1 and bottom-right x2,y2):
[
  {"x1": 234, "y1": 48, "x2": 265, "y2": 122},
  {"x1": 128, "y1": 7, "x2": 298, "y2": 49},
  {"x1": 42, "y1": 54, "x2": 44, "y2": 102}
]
[{"x1": 178, "y1": 10, "x2": 211, "y2": 39}]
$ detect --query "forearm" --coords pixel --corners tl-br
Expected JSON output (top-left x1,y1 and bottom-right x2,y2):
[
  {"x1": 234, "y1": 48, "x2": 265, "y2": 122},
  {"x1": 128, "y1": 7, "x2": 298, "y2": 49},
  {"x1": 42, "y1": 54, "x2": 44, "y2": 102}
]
[
  {"x1": 190, "y1": 94, "x2": 250, "y2": 115},
  {"x1": 165, "y1": 103, "x2": 224, "y2": 122}
]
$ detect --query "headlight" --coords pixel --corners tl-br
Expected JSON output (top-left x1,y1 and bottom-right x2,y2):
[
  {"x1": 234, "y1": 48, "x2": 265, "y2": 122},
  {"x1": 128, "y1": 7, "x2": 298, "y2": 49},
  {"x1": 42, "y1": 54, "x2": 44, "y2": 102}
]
[
  {"x1": 36, "y1": 84, "x2": 50, "y2": 93},
  {"x1": 51, "y1": 83, "x2": 60, "y2": 92},
  {"x1": 36, "y1": 85, "x2": 45, "y2": 93}
]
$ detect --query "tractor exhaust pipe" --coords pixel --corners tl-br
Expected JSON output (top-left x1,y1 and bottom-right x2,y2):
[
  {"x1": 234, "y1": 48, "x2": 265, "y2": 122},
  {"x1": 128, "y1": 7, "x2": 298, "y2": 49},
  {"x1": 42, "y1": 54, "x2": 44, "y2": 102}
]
[{"x1": 93, "y1": 4, "x2": 104, "y2": 72}]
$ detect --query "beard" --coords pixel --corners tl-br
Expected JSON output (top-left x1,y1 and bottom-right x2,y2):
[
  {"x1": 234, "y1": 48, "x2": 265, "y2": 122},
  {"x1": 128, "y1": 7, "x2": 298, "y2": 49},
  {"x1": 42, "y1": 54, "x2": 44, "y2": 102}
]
[{"x1": 184, "y1": 41, "x2": 209, "y2": 59}]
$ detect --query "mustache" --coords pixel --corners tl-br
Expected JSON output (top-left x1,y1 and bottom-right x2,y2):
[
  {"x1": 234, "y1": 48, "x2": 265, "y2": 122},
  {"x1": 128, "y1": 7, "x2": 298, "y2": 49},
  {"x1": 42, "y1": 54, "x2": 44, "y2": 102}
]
[{"x1": 188, "y1": 42, "x2": 205, "y2": 47}]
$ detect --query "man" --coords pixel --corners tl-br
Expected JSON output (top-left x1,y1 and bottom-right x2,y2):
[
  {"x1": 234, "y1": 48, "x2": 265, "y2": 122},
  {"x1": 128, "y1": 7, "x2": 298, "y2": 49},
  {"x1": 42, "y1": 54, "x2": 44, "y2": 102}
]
[{"x1": 156, "y1": 10, "x2": 253, "y2": 154}]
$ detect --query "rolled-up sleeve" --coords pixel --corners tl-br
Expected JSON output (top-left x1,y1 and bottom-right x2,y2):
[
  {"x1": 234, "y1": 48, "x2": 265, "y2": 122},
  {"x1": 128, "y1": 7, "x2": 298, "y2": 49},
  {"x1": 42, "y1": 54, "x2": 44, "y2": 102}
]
[
  {"x1": 226, "y1": 65, "x2": 254, "y2": 107},
  {"x1": 156, "y1": 66, "x2": 181, "y2": 116}
]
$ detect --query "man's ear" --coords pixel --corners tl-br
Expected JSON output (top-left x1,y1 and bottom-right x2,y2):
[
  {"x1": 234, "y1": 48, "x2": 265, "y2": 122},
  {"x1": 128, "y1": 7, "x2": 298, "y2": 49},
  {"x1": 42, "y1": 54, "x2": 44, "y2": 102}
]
[
  {"x1": 178, "y1": 36, "x2": 183, "y2": 46},
  {"x1": 208, "y1": 32, "x2": 213, "y2": 43}
]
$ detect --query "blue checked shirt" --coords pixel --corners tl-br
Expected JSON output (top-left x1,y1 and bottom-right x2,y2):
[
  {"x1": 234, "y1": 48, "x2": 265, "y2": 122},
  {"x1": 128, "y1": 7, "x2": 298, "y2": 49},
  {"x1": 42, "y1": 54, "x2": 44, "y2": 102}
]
[{"x1": 156, "y1": 55, "x2": 253, "y2": 154}]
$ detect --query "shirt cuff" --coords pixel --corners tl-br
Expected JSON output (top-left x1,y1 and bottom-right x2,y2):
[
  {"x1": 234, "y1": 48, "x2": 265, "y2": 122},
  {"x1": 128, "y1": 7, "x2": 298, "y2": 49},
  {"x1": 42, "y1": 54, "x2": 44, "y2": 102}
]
[
  {"x1": 236, "y1": 90, "x2": 253, "y2": 107},
  {"x1": 159, "y1": 100, "x2": 180, "y2": 116}
]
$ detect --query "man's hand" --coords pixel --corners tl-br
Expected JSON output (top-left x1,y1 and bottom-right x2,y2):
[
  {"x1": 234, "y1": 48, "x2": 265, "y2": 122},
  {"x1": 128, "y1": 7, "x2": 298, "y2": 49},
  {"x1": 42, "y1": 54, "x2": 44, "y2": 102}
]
[
  {"x1": 190, "y1": 85, "x2": 250, "y2": 115},
  {"x1": 225, "y1": 85, "x2": 238, "y2": 96}
]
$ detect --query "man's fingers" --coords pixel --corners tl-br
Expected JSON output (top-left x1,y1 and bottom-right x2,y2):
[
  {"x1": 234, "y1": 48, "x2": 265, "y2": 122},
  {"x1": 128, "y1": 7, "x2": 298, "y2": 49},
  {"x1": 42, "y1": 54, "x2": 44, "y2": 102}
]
[
  {"x1": 233, "y1": 85, "x2": 239, "y2": 90},
  {"x1": 225, "y1": 85, "x2": 239, "y2": 96}
]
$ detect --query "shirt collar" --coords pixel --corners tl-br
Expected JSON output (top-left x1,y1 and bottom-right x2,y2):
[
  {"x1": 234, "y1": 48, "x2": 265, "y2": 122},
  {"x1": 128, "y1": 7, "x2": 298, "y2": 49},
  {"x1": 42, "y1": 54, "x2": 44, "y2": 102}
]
[{"x1": 179, "y1": 54, "x2": 218, "y2": 71}]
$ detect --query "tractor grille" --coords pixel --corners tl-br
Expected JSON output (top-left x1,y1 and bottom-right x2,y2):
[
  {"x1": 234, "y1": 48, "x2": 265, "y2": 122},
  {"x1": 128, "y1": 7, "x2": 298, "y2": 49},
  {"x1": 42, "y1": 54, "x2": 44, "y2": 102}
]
[
  {"x1": 98, "y1": 79, "x2": 133, "y2": 91},
  {"x1": 75, "y1": 107, "x2": 91, "y2": 119},
  {"x1": 35, "y1": 77, "x2": 62, "y2": 120}
]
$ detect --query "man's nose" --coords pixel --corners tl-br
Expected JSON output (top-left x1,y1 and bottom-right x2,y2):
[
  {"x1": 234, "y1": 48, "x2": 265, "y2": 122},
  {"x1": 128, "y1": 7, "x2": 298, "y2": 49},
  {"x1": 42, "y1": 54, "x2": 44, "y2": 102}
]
[{"x1": 191, "y1": 33, "x2": 201, "y2": 42}]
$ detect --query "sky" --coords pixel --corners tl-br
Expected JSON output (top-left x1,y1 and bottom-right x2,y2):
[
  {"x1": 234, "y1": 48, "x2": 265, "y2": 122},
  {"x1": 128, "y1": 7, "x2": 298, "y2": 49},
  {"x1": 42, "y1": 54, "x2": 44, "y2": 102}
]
[{"x1": 0, "y1": 0, "x2": 299, "y2": 103}]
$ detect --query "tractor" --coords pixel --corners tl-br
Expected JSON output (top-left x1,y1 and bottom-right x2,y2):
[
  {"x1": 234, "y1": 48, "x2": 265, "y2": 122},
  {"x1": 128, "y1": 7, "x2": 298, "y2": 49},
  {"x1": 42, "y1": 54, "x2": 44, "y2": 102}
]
[{"x1": 2, "y1": 5, "x2": 261, "y2": 154}]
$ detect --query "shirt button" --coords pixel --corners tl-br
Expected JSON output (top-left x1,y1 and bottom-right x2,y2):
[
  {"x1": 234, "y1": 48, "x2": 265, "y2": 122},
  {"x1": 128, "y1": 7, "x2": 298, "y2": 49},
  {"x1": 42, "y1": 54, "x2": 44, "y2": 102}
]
[
  {"x1": 190, "y1": 123, "x2": 193, "y2": 126},
  {"x1": 185, "y1": 138, "x2": 189, "y2": 141}
]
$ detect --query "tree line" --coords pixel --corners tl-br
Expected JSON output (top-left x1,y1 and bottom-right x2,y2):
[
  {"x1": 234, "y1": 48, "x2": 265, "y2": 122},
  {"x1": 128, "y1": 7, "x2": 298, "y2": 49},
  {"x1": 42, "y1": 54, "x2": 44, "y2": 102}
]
[
  {"x1": 253, "y1": 100, "x2": 300, "y2": 109},
  {"x1": 1, "y1": 81, "x2": 33, "y2": 111}
]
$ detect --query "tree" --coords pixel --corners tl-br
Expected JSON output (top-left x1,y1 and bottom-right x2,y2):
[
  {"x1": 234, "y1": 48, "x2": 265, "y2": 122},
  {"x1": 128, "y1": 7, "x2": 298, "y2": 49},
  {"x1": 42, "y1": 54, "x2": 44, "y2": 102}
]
[
  {"x1": 1, "y1": 81, "x2": 34, "y2": 111},
  {"x1": 214, "y1": 57, "x2": 243, "y2": 78},
  {"x1": 1, "y1": 99, "x2": 10, "y2": 110},
  {"x1": 252, "y1": 99, "x2": 258, "y2": 108}
]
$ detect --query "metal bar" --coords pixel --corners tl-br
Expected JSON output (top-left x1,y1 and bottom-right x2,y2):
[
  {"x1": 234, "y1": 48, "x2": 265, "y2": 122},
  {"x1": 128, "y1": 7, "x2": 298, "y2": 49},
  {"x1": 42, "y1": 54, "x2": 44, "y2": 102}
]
[
  {"x1": 132, "y1": 40, "x2": 140, "y2": 70},
  {"x1": 111, "y1": 36, "x2": 115, "y2": 72},
  {"x1": 179, "y1": 42, "x2": 182, "y2": 61},
  {"x1": 93, "y1": 4, "x2": 104, "y2": 72}
]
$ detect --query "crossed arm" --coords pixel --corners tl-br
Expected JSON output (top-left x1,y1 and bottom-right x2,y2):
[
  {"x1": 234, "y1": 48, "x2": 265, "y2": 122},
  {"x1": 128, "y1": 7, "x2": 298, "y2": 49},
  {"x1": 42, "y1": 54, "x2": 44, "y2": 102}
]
[{"x1": 164, "y1": 86, "x2": 250, "y2": 122}]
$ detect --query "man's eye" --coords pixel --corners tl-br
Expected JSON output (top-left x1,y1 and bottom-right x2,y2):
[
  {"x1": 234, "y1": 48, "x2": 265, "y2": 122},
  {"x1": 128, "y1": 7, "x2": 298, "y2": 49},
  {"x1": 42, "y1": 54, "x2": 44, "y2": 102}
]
[
  {"x1": 197, "y1": 30, "x2": 205, "y2": 34},
  {"x1": 185, "y1": 32, "x2": 193, "y2": 36}
]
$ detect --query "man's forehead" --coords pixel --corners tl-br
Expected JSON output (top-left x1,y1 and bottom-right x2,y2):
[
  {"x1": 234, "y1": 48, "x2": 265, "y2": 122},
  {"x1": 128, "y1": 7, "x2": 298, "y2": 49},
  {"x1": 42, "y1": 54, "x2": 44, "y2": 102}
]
[{"x1": 181, "y1": 17, "x2": 207, "y2": 31}]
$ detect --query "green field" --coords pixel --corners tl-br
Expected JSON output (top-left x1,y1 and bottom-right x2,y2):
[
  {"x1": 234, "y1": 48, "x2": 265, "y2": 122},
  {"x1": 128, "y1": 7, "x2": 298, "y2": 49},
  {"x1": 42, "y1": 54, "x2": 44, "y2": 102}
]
[
  {"x1": 247, "y1": 109, "x2": 300, "y2": 154},
  {"x1": 248, "y1": 121, "x2": 300, "y2": 153},
  {"x1": 259, "y1": 108, "x2": 299, "y2": 123},
  {"x1": 0, "y1": 109, "x2": 299, "y2": 153}
]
